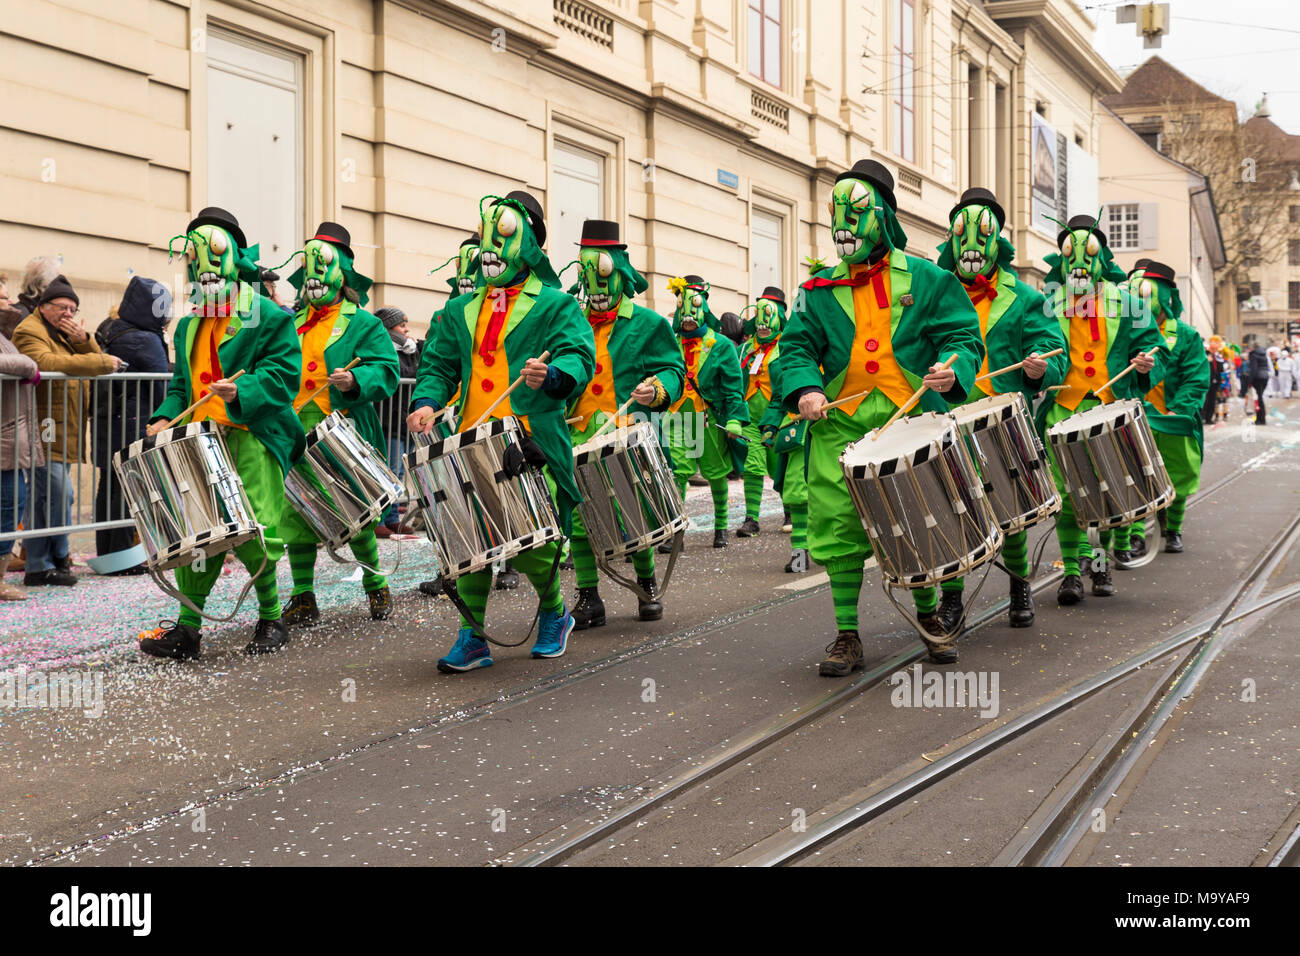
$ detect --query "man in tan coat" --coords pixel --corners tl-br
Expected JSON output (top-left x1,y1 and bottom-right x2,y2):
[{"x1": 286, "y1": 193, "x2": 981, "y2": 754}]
[{"x1": 12, "y1": 275, "x2": 122, "y2": 586}]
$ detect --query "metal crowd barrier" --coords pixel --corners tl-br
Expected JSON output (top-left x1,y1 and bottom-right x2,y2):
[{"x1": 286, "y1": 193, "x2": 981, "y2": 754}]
[{"x1": 0, "y1": 372, "x2": 420, "y2": 545}]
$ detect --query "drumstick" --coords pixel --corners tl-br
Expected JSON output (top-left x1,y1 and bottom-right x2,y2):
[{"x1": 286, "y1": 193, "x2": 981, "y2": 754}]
[
  {"x1": 588, "y1": 376, "x2": 656, "y2": 442},
  {"x1": 301, "y1": 357, "x2": 361, "y2": 408},
  {"x1": 1093, "y1": 347, "x2": 1160, "y2": 398},
  {"x1": 790, "y1": 388, "x2": 872, "y2": 423},
  {"x1": 872, "y1": 353, "x2": 959, "y2": 440},
  {"x1": 565, "y1": 416, "x2": 582, "y2": 425},
  {"x1": 974, "y1": 347, "x2": 1064, "y2": 384},
  {"x1": 164, "y1": 369, "x2": 246, "y2": 429},
  {"x1": 471, "y1": 349, "x2": 551, "y2": 428}
]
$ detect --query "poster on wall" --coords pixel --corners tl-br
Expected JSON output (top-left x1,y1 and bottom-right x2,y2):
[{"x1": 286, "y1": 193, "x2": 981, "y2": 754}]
[{"x1": 1031, "y1": 113, "x2": 1058, "y2": 236}]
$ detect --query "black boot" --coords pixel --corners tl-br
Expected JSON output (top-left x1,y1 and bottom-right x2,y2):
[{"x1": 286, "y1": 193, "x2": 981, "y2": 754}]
[
  {"x1": 494, "y1": 563, "x2": 520, "y2": 590},
  {"x1": 139, "y1": 622, "x2": 201, "y2": 661},
  {"x1": 1057, "y1": 574, "x2": 1085, "y2": 606},
  {"x1": 1091, "y1": 564, "x2": 1116, "y2": 597},
  {"x1": 1112, "y1": 548, "x2": 1136, "y2": 569},
  {"x1": 736, "y1": 517, "x2": 761, "y2": 537},
  {"x1": 245, "y1": 618, "x2": 290, "y2": 656},
  {"x1": 281, "y1": 592, "x2": 321, "y2": 628},
  {"x1": 657, "y1": 538, "x2": 678, "y2": 555},
  {"x1": 937, "y1": 589, "x2": 965, "y2": 636},
  {"x1": 418, "y1": 578, "x2": 444, "y2": 597},
  {"x1": 713, "y1": 529, "x2": 728, "y2": 548},
  {"x1": 917, "y1": 612, "x2": 958, "y2": 664},
  {"x1": 636, "y1": 576, "x2": 663, "y2": 621},
  {"x1": 1129, "y1": 535, "x2": 1147, "y2": 560},
  {"x1": 785, "y1": 548, "x2": 810, "y2": 573},
  {"x1": 1164, "y1": 531, "x2": 1183, "y2": 553},
  {"x1": 781, "y1": 510, "x2": 792, "y2": 533},
  {"x1": 1009, "y1": 578, "x2": 1034, "y2": 627},
  {"x1": 367, "y1": 586, "x2": 392, "y2": 621},
  {"x1": 571, "y1": 586, "x2": 606, "y2": 630}
]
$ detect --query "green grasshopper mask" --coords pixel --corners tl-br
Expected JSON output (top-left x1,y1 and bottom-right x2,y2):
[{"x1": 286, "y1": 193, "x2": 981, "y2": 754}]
[
  {"x1": 1043, "y1": 216, "x2": 1127, "y2": 299},
  {"x1": 478, "y1": 192, "x2": 561, "y2": 289},
  {"x1": 179, "y1": 225, "x2": 240, "y2": 307},
  {"x1": 829, "y1": 178, "x2": 886, "y2": 263},
  {"x1": 579, "y1": 247, "x2": 626, "y2": 313},
  {"x1": 670, "y1": 276, "x2": 713, "y2": 337},
  {"x1": 753, "y1": 298, "x2": 782, "y2": 342},
  {"x1": 300, "y1": 239, "x2": 345, "y2": 307},
  {"x1": 454, "y1": 238, "x2": 481, "y2": 296},
  {"x1": 1127, "y1": 262, "x2": 1183, "y2": 326},
  {"x1": 947, "y1": 205, "x2": 1000, "y2": 280}
]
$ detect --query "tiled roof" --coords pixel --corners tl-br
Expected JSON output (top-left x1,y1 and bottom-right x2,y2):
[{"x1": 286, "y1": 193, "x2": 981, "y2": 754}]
[
  {"x1": 1102, "y1": 56, "x2": 1231, "y2": 110},
  {"x1": 1242, "y1": 115, "x2": 1300, "y2": 162}
]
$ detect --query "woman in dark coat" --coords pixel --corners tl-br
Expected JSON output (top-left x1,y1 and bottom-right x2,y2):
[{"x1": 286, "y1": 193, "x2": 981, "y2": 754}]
[{"x1": 93, "y1": 276, "x2": 172, "y2": 570}]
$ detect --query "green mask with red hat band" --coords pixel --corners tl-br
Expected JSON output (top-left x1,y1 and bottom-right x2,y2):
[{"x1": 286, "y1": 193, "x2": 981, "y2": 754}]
[
  {"x1": 575, "y1": 219, "x2": 648, "y2": 314},
  {"x1": 742, "y1": 287, "x2": 786, "y2": 343},
  {"x1": 285, "y1": 222, "x2": 373, "y2": 309},
  {"x1": 1128, "y1": 260, "x2": 1183, "y2": 324},
  {"x1": 1043, "y1": 214, "x2": 1127, "y2": 296},
  {"x1": 166, "y1": 207, "x2": 262, "y2": 309},
  {"x1": 478, "y1": 191, "x2": 561, "y2": 289},
  {"x1": 828, "y1": 160, "x2": 908, "y2": 264}
]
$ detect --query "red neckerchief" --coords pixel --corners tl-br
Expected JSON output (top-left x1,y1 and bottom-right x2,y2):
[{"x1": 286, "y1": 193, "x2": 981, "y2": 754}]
[
  {"x1": 587, "y1": 307, "x2": 618, "y2": 327},
  {"x1": 193, "y1": 301, "x2": 233, "y2": 319},
  {"x1": 479, "y1": 285, "x2": 524, "y2": 361},
  {"x1": 1065, "y1": 294, "x2": 1102, "y2": 342},
  {"x1": 801, "y1": 256, "x2": 890, "y2": 309},
  {"x1": 965, "y1": 272, "x2": 999, "y2": 306},
  {"x1": 681, "y1": 336, "x2": 702, "y2": 375},
  {"x1": 751, "y1": 338, "x2": 777, "y2": 371},
  {"x1": 297, "y1": 303, "x2": 337, "y2": 337},
  {"x1": 205, "y1": 314, "x2": 225, "y2": 384}
]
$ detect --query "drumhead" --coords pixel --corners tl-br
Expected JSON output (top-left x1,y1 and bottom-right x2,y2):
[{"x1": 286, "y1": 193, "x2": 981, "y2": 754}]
[
  {"x1": 115, "y1": 420, "x2": 217, "y2": 468},
  {"x1": 573, "y1": 420, "x2": 656, "y2": 464},
  {"x1": 1046, "y1": 398, "x2": 1139, "y2": 442},
  {"x1": 950, "y1": 392, "x2": 1022, "y2": 432},
  {"x1": 408, "y1": 415, "x2": 525, "y2": 467},
  {"x1": 302, "y1": 410, "x2": 358, "y2": 450},
  {"x1": 841, "y1": 412, "x2": 954, "y2": 471}
]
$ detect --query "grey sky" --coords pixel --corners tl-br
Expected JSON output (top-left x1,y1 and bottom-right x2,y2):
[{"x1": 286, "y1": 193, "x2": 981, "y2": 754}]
[{"x1": 1088, "y1": 0, "x2": 1300, "y2": 133}]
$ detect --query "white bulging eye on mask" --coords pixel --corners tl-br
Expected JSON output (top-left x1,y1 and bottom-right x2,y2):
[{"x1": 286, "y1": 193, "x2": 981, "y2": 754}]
[
  {"x1": 952, "y1": 214, "x2": 965, "y2": 237},
  {"x1": 1061, "y1": 235, "x2": 1073, "y2": 257},
  {"x1": 848, "y1": 181, "x2": 869, "y2": 208},
  {"x1": 597, "y1": 252, "x2": 613, "y2": 277},
  {"x1": 691, "y1": 294, "x2": 702, "y2": 308},
  {"x1": 318, "y1": 242, "x2": 334, "y2": 265},
  {"x1": 1139, "y1": 278, "x2": 1153, "y2": 299},
  {"x1": 497, "y1": 207, "x2": 518, "y2": 237},
  {"x1": 1085, "y1": 234, "x2": 1100, "y2": 257},
  {"x1": 979, "y1": 209, "x2": 994, "y2": 236},
  {"x1": 185, "y1": 240, "x2": 198, "y2": 262},
  {"x1": 208, "y1": 229, "x2": 228, "y2": 256}
]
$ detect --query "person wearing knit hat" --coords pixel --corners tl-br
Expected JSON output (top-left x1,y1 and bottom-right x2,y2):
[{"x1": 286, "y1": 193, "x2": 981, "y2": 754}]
[
  {"x1": 770, "y1": 159, "x2": 985, "y2": 671},
  {"x1": 1119, "y1": 260, "x2": 1208, "y2": 559},
  {"x1": 932, "y1": 187, "x2": 1069, "y2": 632},
  {"x1": 139, "y1": 208, "x2": 304, "y2": 659},
  {"x1": 373, "y1": 305, "x2": 421, "y2": 538},
  {"x1": 276, "y1": 221, "x2": 401, "y2": 628},
  {"x1": 1037, "y1": 214, "x2": 1166, "y2": 606},
  {"x1": 564, "y1": 219, "x2": 685, "y2": 631},
  {"x1": 735, "y1": 286, "x2": 788, "y2": 543},
  {"x1": 407, "y1": 189, "x2": 595, "y2": 672},
  {"x1": 663, "y1": 273, "x2": 748, "y2": 549}
]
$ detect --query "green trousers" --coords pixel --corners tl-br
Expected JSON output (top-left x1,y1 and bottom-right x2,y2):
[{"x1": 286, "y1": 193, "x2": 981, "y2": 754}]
[
  {"x1": 778, "y1": 444, "x2": 809, "y2": 551},
  {"x1": 174, "y1": 427, "x2": 284, "y2": 626},
  {"x1": 1128, "y1": 429, "x2": 1201, "y2": 540},
  {"x1": 741, "y1": 392, "x2": 775, "y2": 520},
  {"x1": 666, "y1": 399, "x2": 731, "y2": 532}
]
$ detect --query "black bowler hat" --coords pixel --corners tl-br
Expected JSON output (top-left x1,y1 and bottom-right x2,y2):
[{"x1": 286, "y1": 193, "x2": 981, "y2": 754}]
[
  {"x1": 311, "y1": 221, "x2": 354, "y2": 260},
  {"x1": 186, "y1": 206, "x2": 247, "y2": 249},
  {"x1": 1127, "y1": 257, "x2": 1152, "y2": 279},
  {"x1": 757, "y1": 286, "x2": 786, "y2": 307},
  {"x1": 1056, "y1": 214, "x2": 1107, "y2": 249},
  {"x1": 1140, "y1": 259, "x2": 1177, "y2": 285},
  {"x1": 949, "y1": 187, "x2": 1006, "y2": 232},
  {"x1": 578, "y1": 219, "x2": 625, "y2": 248},
  {"x1": 683, "y1": 274, "x2": 708, "y2": 298},
  {"x1": 497, "y1": 190, "x2": 547, "y2": 246},
  {"x1": 461, "y1": 233, "x2": 480, "y2": 249},
  {"x1": 836, "y1": 159, "x2": 897, "y2": 211}
]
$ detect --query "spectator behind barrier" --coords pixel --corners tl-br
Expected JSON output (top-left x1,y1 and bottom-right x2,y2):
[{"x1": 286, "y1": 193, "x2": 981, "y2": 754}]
[
  {"x1": 375, "y1": 305, "x2": 422, "y2": 533},
  {"x1": 0, "y1": 296, "x2": 44, "y2": 600},
  {"x1": 13, "y1": 256, "x2": 61, "y2": 320}
]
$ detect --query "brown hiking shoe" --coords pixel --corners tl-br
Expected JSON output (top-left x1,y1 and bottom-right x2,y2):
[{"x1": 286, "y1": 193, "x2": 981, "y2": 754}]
[
  {"x1": 819, "y1": 630, "x2": 865, "y2": 677},
  {"x1": 917, "y1": 611, "x2": 959, "y2": 664}
]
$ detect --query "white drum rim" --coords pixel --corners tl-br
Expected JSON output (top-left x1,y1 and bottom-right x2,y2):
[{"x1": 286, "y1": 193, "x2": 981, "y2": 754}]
[
  {"x1": 593, "y1": 513, "x2": 690, "y2": 560},
  {"x1": 1046, "y1": 398, "x2": 1142, "y2": 443},
  {"x1": 573, "y1": 420, "x2": 658, "y2": 464},
  {"x1": 950, "y1": 391, "x2": 1025, "y2": 432},
  {"x1": 116, "y1": 419, "x2": 223, "y2": 467},
  {"x1": 407, "y1": 415, "x2": 525, "y2": 468},
  {"x1": 439, "y1": 525, "x2": 565, "y2": 580},
  {"x1": 840, "y1": 412, "x2": 957, "y2": 473}
]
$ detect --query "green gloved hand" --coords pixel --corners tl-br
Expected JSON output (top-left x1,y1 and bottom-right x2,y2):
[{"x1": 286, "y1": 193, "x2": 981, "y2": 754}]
[{"x1": 725, "y1": 419, "x2": 743, "y2": 437}]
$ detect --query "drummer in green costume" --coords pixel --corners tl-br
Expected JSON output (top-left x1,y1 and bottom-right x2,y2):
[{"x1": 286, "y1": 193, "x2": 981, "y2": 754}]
[
  {"x1": 407, "y1": 190, "x2": 595, "y2": 673},
  {"x1": 735, "y1": 287, "x2": 787, "y2": 540},
  {"x1": 1119, "y1": 259, "x2": 1208, "y2": 559},
  {"x1": 662, "y1": 275, "x2": 748, "y2": 550},
  {"x1": 1037, "y1": 215, "x2": 1165, "y2": 606},
  {"x1": 277, "y1": 222, "x2": 400, "y2": 627},
  {"x1": 140, "y1": 207, "x2": 305, "y2": 660},
  {"x1": 772, "y1": 160, "x2": 985, "y2": 671},
  {"x1": 565, "y1": 219, "x2": 685, "y2": 631},
  {"x1": 935, "y1": 187, "x2": 1069, "y2": 632}
]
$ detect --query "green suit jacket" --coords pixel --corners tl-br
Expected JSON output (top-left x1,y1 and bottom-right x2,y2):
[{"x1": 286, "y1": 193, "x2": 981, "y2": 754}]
[
  {"x1": 773, "y1": 252, "x2": 985, "y2": 415},
  {"x1": 153, "y1": 282, "x2": 305, "y2": 475},
  {"x1": 293, "y1": 299, "x2": 400, "y2": 453},
  {"x1": 570, "y1": 297, "x2": 685, "y2": 417},
  {"x1": 680, "y1": 329, "x2": 749, "y2": 425},
  {"x1": 411, "y1": 272, "x2": 596, "y2": 523},
  {"x1": 1034, "y1": 282, "x2": 1169, "y2": 434},
  {"x1": 1146, "y1": 316, "x2": 1209, "y2": 452},
  {"x1": 965, "y1": 268, "x2": 1069, "y2": 401}
]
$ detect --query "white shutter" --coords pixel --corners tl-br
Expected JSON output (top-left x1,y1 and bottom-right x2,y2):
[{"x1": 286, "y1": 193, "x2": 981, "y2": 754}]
[{"x1": 1139, "y1": 202, "x2": 1159, "y2": 250}]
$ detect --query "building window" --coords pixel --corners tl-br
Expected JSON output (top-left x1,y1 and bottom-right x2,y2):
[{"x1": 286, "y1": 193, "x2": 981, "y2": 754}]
[
  {"x1": 1290, "y1": 205, "x2": 1300, "y2": 224},
  {"x1": 1251, "y1": 281, "x2": 1262, "y2": 297},
  {"x1": 1107, "y1": 203, "x2": 1141, "y2": 252},
  {"x1": 1290, "y1": 281, "x2": 1300, "y2": 311},
  {"x1": 551, "y1": 140, "x2": 605, "y2": 256},
  {"x1": 893, "y1": 0, "x2": 916, "y2": 163},
  {"x1": 751, "y1": 207, "x2": 784, "y2": 298},
  {"x1": 747, "y1": 0, "x2": 781, "y2": 88},
  {"x1": 1290, "y1": 239, "x2": 1300, "y2": 266}
]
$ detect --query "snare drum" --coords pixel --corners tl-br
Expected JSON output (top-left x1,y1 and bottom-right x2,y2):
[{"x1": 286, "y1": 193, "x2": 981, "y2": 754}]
[
  {"x1": 284, "y1": 411, "x2": 404, "y2": 552},
  {"x1": 404, "y1": 416, "x2": 563, "y2": 580},
  {"x1": 1045, "y1": 399, "x2": 1174, "y2": 529},
  {"x1": 113, "y1": 421, "x2": 260, "y2": 572},
  {"x1": 840, "y1": 412, "x2": 1002, "y2": 587},
  {"x1": 573, "y1": 421, "x2": 688, "y2": 561},
  {"x1": 950, "y1": 392, "x2": 1061, "y2": 534}
]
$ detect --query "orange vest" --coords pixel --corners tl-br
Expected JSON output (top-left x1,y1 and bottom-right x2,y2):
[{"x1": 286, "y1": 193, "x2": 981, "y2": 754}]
[
  {"x1": 190, "y1": 314, "x2": 239, "y2": 429},
  {"x1": 1144, "y1": 318, "x2": 1179, "y2": 415},
  {"x1": 1058, "y1": 298, "x2": 1113, "y2": 411},
  {"x1": 458, "y1": 293, "x2": 527, "y2": 433},
  {"x1": 571, "y1": 320, "x2": 618, "y2": 430},
  {"x1": 670, "y1": 336, "x2": 707, "y2": 413},
  {"x1": 293, "y1": 306, "x2": 338, "y2": 415},
  {"x1": 835, "y1": 264, "x2": 914, "y2": 415},
  {"x1": 745, "y1": 341, "x2": 777, "y2": 401}
]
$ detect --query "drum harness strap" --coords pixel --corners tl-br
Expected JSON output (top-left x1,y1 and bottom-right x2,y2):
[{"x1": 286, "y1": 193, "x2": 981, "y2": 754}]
[{"x1": 439, "y1": 545, "x2": 564, "y2": 648}]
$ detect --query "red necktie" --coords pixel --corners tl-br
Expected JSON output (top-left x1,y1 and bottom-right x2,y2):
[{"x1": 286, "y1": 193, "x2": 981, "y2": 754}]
[
  {"x1": 297, "y1": 305, "x2": 334, "y2": 337},
  {"x1": 1067, "y1": 295, "x2": 1102, "y2": 342},
  {"x1": 479, "y1": 285, "x2": 523, "y2": 361},
  {"x1": 802, "y1": 256, "x2": 890, "y2": 309},
  {"x1": 966, "y1": 273, "x2": 999, "y2": 305},
  {"x1": 207, "y1": 316, "x2": 225, "y2": 385},
  {"x1": 681, "y1": 336, "x2": 701, "y2": 371}
]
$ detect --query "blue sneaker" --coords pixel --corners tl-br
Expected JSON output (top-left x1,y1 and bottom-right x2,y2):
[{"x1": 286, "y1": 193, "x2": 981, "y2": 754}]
[
  {"x1": 437, "y1": 628, "x2": 494, "y2": 673},
  {"x1": 530, "y1": 607, "x2": 575, "y2": 659}
]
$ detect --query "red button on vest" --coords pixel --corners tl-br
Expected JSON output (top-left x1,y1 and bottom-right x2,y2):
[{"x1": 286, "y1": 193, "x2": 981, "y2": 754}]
[
  {"x1": 308, "y1": 361, "x2": 318, "y2": 372},
  {"x1": 484, "y1": 354, "x2": 495, "y2": 367},
  {"x1": 1085, "y1": 367, "x2": 1096, "y2": 378},
  {"x1": 305, "y1": 379, "x2": 316, "y2": 390},
  {"x1": 201, "y1": 389, "x2": 210, "y2": 398},
  {"x1": 865, "y1": 360, "x2": 880, "y2": 374},
  {"x1": 1083, "y1": 351, "x2": 1095, "y2": 362},
  {"x1": 595, "y1": 363, "x2": 604, "y2": 374},
  {"x1": 199, "y1": 372, "x2": 212, "y2": 384},
  {"x1": 592, "y1": 383, "x2": 604, "y2": 396},
  {"x1": 482, "y1": 379, "x2": 494, "y2": 392},
  {"x1": 866, "y1": 339, "x2": 879, "y2": 353}
]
